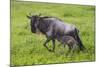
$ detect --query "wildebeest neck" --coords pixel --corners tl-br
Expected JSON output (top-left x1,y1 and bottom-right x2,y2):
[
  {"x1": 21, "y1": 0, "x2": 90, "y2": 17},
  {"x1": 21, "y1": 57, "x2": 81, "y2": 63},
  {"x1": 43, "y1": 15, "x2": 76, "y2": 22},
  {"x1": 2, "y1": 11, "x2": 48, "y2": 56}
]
[{"x1": 37, "y1": 17, "x2": 52, "y2": 34}]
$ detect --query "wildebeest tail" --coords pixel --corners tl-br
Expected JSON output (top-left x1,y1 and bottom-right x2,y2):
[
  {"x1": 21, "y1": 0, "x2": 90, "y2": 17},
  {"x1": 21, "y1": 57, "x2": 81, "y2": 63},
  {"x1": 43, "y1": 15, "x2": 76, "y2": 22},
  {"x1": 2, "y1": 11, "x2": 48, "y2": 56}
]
[{"x1": 74, "y1": 28, "x2": 85, "y2": 50}]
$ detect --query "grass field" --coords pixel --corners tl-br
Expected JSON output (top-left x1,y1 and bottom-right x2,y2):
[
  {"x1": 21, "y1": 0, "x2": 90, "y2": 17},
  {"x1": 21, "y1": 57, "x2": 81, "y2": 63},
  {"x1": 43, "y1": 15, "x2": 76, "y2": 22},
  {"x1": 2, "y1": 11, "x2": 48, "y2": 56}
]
[{"x1": 11, "y1": 0, "x2": 95, "y2": 66}]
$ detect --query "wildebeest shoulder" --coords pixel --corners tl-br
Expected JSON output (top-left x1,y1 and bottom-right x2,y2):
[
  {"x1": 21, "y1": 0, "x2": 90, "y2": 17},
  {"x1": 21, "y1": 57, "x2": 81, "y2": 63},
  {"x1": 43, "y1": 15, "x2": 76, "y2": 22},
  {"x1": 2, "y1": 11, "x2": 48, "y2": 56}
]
[{"x1": 37, "y1": 18, "x2": 52, "y2": 34}]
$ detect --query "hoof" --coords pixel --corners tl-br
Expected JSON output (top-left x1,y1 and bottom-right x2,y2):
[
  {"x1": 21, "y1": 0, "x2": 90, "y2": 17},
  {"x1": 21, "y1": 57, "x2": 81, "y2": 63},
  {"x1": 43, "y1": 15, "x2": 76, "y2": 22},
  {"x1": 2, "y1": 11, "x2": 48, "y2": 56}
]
[{"x1": 48, "y1": 49, "x2": 55, "y2": 52}]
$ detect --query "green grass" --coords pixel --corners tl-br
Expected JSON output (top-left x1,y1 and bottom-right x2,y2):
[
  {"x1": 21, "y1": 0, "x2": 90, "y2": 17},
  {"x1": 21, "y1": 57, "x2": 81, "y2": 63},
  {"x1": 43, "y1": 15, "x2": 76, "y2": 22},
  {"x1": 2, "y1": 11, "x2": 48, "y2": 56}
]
[{"x1": 11, "y1": 1, "x2": 95, "y2": 66}]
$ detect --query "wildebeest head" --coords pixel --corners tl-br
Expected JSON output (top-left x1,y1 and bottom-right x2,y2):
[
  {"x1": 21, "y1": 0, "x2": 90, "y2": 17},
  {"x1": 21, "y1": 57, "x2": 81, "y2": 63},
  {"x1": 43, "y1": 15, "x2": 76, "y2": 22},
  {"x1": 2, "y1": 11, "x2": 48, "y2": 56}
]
[{"x1": 27, "y1": 13, "x2": 41, "y2": 33}]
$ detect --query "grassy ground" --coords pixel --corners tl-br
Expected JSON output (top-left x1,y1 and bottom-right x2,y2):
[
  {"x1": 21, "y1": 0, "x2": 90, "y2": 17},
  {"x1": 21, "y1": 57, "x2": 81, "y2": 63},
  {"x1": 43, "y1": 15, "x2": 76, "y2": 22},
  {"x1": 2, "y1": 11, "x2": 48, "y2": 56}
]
[{"x1": 11, "y1": 0, "x2": 95, "y2": 66}]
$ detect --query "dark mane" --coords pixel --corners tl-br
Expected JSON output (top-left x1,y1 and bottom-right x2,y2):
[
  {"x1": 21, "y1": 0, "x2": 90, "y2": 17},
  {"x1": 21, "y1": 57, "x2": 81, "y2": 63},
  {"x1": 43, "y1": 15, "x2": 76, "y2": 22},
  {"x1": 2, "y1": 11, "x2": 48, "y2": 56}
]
[
  {"x1": 40, "y1": 16, "x2": 63, "y2": 21},
  {"x1": 41, "y1": 16, "x2": 51, "y2": 18}
]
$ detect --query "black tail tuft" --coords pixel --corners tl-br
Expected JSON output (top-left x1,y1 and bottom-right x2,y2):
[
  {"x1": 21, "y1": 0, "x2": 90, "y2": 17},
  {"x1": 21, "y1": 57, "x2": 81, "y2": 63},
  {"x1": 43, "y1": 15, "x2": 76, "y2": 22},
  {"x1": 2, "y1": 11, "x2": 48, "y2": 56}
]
[{"x1": 75, "y1": 28, "x2": 85, "y2": 51}]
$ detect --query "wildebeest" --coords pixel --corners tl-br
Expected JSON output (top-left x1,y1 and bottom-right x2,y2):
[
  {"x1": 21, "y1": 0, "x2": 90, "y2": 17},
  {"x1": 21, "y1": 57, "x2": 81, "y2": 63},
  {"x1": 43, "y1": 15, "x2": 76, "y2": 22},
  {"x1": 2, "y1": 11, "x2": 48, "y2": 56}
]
[
  {"x1": 27, "y1": 14, "x2": 85, "y2": 52},
  {"x1": 57, "y1": 36, "x2": 78, "y2": 52}
]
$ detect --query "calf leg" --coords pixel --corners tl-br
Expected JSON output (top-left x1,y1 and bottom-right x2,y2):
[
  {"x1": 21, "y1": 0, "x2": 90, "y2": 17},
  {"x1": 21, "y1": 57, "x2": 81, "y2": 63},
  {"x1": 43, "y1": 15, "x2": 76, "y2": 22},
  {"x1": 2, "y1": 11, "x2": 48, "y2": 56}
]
[
  {"x1": 60, "y1": 42, "x2": 66, "y2": 48},
  {"x1": 71, "y1": 45, "x2": 76, "y2": 53}
]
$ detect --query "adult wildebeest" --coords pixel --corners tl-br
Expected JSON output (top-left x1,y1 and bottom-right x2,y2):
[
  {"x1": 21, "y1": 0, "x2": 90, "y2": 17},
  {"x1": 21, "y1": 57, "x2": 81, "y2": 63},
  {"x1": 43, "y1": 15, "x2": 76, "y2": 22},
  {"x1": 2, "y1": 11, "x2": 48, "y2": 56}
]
[{"x1": 27, "y1": 14, "x2": 85, "y2": 52}]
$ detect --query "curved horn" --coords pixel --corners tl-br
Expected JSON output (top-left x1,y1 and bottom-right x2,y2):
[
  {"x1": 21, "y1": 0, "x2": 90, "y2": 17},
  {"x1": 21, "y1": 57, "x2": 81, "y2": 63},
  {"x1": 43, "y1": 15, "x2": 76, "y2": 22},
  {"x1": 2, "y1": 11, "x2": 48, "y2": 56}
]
[
  {"x1": 29, "y1": 13, "x2": 32, "y2": 16},
  {"x1": 38, "y1": 13, "x2": 41, "y2": 16},
  {"x1": 26, "y1": 15, "x2": 31, "y2": 19},
  {"x1": 26, "y1": 12, "x2": 32, "y2": 19}
]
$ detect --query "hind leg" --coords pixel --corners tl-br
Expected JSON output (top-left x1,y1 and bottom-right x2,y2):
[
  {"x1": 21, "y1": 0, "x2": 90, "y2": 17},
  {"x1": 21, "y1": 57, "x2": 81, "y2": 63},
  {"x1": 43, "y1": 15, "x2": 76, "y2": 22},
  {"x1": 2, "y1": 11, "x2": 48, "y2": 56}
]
[
  {"x1": 71, "y1": 44, "x2": 77, "y2": 52},
  {"x1": 67, "y1": 44, "x2": 78, "y2": 56},
  {"x1": 62, "y1": 43, "x2": 66, "y2": 48},
  {"x1": 57, "y1": 40, "x2": 66, "y2": 48},
  {"x1": 67, "y1": 44, "x2": 72, "y2": 53},
  {"x1": 67, "y1": 46, "x2": 75, "y2": 56},
  {"x1": 66, "y1": 44, "x2": 72, "y2": 56}
]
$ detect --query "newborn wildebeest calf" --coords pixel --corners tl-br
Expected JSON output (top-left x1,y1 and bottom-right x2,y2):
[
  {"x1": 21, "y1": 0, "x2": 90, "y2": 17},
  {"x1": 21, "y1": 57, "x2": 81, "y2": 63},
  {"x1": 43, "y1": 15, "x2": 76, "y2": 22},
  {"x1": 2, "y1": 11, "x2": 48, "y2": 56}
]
[
  {"x1": 57, "y1": 36, "x2": 78, "y2": 52},
  {"x1": 27, "y1": 13, "x2": 85, "y2": 52}
]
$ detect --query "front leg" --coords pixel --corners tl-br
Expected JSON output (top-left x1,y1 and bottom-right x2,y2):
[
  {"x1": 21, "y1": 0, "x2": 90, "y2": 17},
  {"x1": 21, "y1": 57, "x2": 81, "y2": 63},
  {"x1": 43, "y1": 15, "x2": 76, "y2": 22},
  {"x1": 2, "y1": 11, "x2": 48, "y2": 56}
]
[
  {"x1": 52, "y1": 39, "x2": 55, "y2": 52},
  {"x1": 43, "y1": 38, "x2": 52, "y2": 51}
]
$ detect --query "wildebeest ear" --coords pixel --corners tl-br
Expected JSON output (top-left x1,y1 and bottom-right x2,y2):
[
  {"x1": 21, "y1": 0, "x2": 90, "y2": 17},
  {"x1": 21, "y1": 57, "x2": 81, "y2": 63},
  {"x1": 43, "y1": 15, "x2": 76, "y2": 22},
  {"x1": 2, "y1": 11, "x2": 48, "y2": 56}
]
[{"x1": 27, "y1": 15, "x2": 31, "y2": 19}]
